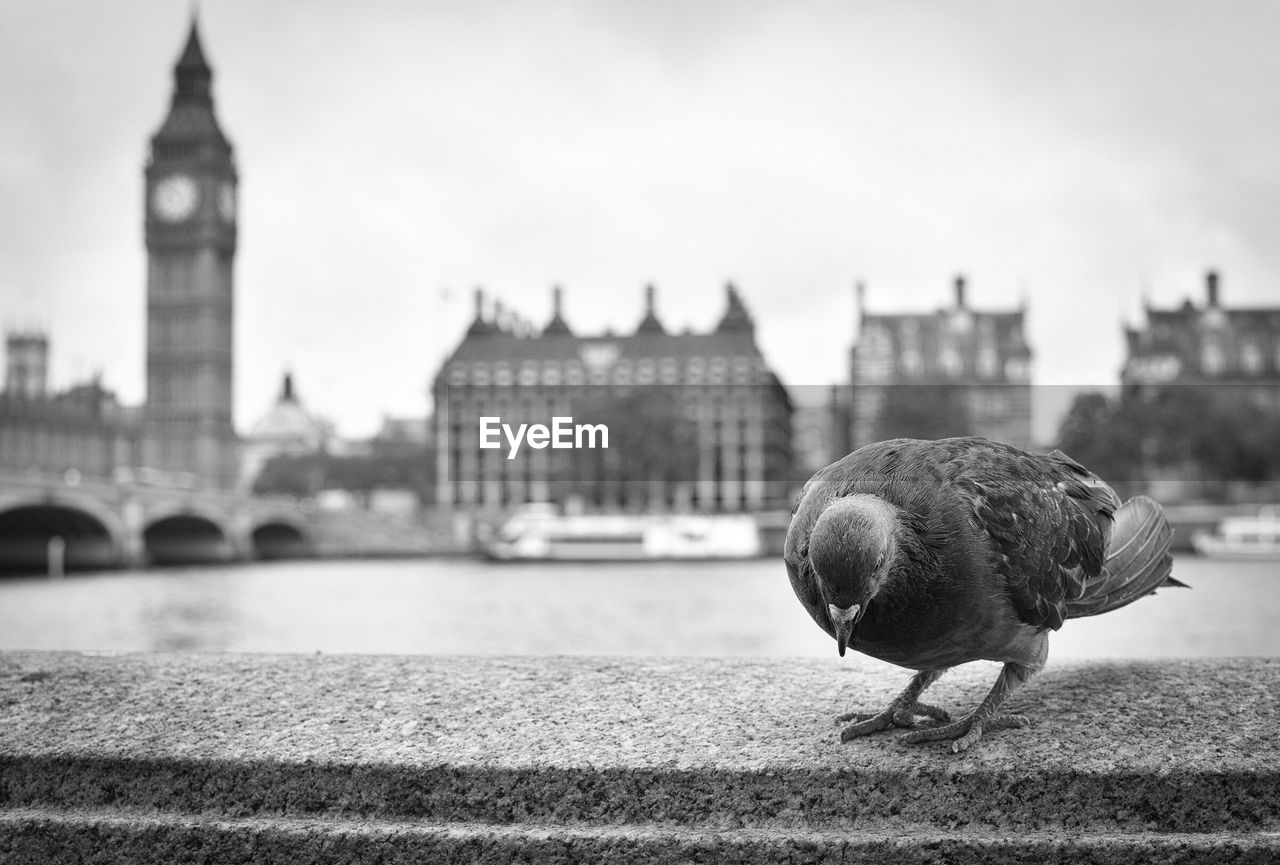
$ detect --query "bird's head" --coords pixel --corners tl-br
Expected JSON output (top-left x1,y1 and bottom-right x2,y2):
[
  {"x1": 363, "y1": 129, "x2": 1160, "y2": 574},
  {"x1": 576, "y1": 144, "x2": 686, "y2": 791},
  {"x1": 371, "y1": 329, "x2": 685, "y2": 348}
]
[{"x1": 808, "y1": 495, "x2": 899, "y2": 657}]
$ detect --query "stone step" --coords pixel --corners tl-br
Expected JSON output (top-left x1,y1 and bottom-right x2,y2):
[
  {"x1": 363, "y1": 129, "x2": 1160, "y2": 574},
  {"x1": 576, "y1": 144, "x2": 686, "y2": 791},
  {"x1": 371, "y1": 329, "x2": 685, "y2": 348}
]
[
  {"x1": 2, "y1": 651, "x2": 1278, "y2": 862},
  {"x1": 2, "y1": 753, "x2": 1276, "y2": 834},
  {"x1": 4, "y1": 808, "x2": 1279, "y2": 865}
]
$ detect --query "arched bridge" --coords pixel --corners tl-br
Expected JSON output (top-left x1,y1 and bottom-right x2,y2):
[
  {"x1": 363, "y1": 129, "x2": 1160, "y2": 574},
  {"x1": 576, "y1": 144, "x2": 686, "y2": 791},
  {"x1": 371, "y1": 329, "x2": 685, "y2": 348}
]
[{"x1": 0, "y1": 470, "x2": 313, "y2": 575}]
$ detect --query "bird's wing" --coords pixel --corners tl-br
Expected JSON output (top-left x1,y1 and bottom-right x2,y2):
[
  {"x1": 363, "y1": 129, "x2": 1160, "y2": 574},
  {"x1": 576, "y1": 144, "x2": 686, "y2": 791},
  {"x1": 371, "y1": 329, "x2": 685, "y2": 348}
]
[{"x1": 954, "y1": 445, "x2": 1118, "y2": 630}]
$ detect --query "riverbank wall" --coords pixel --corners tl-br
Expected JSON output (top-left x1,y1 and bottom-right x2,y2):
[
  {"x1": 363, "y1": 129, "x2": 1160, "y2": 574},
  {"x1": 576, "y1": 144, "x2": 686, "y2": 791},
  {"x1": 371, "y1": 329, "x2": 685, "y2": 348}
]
[{"x1": 2, "y1": 652, "x2": 1277, "y2": 862}]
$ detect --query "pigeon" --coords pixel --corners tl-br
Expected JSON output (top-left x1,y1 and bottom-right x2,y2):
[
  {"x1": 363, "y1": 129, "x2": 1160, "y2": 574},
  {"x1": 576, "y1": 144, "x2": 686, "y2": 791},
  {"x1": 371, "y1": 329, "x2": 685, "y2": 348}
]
[{"x1": 784, "y1": 436, "x2": 1182, "y2": 753}]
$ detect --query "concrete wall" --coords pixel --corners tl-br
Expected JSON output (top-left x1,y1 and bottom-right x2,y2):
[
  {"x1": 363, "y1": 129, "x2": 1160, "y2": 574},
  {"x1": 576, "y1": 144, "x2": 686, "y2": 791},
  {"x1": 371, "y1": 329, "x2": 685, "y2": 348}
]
[{"x1": 2, "y1": 652, "x2": 1277, "y2": 862}]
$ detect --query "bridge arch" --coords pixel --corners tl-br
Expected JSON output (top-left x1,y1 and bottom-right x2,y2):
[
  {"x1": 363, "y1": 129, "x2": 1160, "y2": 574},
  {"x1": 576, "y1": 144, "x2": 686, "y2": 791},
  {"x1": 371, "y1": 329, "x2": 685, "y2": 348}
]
[
  {"x1": 250, "y1": 519, "x2": 312, "y2": 560},
  {"x1": 143, "y1": 513, "x2": 236, "y2": 566},
  {"x1": 0, "y1": 502, "x2": 123, "y2": 575}
]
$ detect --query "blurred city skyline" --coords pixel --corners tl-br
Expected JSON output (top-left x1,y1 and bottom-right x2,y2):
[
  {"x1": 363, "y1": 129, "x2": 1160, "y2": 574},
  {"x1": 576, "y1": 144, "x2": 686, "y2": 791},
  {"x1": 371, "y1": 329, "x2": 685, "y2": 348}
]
[{"x1": 3, "y1": 1, "x2": 1279, "y2": 440}]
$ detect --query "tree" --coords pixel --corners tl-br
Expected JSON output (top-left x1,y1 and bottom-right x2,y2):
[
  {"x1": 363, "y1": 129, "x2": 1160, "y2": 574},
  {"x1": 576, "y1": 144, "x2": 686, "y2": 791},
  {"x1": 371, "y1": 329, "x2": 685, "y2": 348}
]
[
  {"x1": 1055, "y1": 391, "x2": 1142, "y2": 484},
  {"x1": 1055, "y1": 384, "x2": 1280, "y2": 500}
]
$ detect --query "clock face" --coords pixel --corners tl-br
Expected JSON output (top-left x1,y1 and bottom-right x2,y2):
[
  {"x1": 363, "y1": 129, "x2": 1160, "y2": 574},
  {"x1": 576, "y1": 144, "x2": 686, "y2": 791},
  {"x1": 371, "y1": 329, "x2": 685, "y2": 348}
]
[
  {"x1": 152, "y1": 173, "x2": 199, "y2": 222},
  {"x1": 217, "y1": 182, "x2": 236, "y2": 222}
]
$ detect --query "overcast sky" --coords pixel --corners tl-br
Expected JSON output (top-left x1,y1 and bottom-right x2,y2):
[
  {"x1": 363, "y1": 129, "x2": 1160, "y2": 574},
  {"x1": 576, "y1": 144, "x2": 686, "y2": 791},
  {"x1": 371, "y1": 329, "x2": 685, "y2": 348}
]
[{"x1": 3, "y1": 1, "x2": 1279, "y2": 441}]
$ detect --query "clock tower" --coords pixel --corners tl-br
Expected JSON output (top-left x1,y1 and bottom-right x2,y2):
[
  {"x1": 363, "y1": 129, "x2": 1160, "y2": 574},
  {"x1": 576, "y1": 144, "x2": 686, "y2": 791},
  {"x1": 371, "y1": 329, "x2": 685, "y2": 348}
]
[{"x1": 143, "y1": 19, "x2": 238, "y2": 489}]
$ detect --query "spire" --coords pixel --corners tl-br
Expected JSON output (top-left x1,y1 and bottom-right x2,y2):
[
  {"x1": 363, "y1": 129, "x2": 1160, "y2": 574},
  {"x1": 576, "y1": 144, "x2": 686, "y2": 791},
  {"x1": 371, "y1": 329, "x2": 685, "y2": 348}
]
[
  {"x1": 280, "y1": 372, "x2": 296, "y2": 403},
  {"x1": 715, "y1": 281, "x2": 754, "y2": 334},
  {"x1": 543, "y1": 285, "x2": 573, "y2": 336},
  {"x1": 173, "y1": 18, "x2": 213, "y2": 107},
  {"x1": 152, "y1": 17, "x2": 230, "y2": 151},
  {"x1": 634, "y1": 283, "x2": 665, "y2": 334}
]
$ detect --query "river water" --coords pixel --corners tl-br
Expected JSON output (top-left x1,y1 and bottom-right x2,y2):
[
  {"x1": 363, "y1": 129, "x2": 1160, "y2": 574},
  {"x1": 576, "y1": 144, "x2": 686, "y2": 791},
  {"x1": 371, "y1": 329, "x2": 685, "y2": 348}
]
[{"x1": 0, "y1": 555, "x2": 1275, "y2": 659}]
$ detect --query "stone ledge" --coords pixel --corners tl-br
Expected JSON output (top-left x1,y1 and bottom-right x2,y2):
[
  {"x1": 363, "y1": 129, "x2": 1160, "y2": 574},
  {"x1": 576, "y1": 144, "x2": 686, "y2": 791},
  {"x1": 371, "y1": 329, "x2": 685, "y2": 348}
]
[
  {"x1": 1, "y1": 652, "x2": 1278, "y2": 861},
  {"x1": 3, "y1": 809, "x2": 1279, "y2": 865}
]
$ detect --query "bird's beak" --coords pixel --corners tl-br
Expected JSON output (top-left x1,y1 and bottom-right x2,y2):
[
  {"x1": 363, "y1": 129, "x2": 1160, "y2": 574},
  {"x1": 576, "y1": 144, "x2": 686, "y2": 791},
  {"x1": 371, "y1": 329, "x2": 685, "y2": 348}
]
[{"x1": 828, "y1": 603, "x2": 861, "y2": 657}]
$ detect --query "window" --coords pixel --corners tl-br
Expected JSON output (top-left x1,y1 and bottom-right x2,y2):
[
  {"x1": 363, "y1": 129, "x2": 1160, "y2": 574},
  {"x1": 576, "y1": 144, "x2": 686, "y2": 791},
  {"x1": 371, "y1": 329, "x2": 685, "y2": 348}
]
[
  {"x1": 901, "y1": 350, "x2": 922, "y2": 376},
  {"x1": 857, "y1": 325, "x2": 893, "y2": 382},
  {"x1": 939, "y1": 348, "x2": 962, "y2": 376},
  {"x1": 1241, "y1": 342, "x2": 1263, "y2": 375},
  {"x1": 977, "y1": 350, "x2": 999, "y2": 379},
  {"x1": 1202, "y1": 341, "x2": 1225, "y2": 376}
]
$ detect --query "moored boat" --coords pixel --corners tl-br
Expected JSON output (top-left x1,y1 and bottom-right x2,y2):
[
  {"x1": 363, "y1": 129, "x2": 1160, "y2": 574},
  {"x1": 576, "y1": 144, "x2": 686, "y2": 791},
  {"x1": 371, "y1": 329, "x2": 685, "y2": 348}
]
[
  {"x1": 1190, "y1": 508, "x2": 1280, "y2": 560},
  {"x1": 484, "y1": 511, "x2": 762, "y2": 561}
]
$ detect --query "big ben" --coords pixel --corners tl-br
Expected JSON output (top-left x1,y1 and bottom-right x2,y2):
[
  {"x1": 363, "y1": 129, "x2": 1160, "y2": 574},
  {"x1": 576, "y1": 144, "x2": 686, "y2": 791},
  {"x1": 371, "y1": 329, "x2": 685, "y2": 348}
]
[{"x1": 143, "y1": 19, "x2": 237, "y2": 489}]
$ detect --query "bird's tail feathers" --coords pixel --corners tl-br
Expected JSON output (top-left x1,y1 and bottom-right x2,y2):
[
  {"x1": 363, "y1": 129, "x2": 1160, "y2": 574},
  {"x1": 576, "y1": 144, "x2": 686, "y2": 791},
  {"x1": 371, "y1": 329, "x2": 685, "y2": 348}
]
[{"x1": 1066, "y1": 495, "x2": 1181, "y2": 619}]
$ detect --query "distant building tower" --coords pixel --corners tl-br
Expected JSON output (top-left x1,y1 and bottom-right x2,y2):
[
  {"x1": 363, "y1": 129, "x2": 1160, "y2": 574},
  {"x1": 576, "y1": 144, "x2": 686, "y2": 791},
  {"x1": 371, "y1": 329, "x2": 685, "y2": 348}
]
[
  {"x1": 142, "y1": 19, "x2": 239, "y2": 488},
  {"x1": 4, "y1": 332, "x2": 49, "y2": 399},
  {"x1": 239, "y1": 373, "x2": 333, "y2": 490},
  {"x1": 1122, "y1": 270, "x2": 1280, "y2": 408},
  {"x1": 850, "y1": 276, "x2": 1033, "y2": 450}
]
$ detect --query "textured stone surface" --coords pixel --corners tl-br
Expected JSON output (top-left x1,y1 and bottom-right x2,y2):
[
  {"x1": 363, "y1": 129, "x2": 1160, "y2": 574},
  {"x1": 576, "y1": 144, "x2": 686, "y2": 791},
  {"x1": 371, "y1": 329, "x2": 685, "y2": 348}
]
[{"x1": 1, "y1": 651, "x2": 1278, "y2": 862}]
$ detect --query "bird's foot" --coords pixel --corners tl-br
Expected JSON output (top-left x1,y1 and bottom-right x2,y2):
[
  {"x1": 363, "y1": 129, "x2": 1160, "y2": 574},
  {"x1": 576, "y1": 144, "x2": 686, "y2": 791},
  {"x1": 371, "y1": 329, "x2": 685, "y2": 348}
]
[
  {"x1": 900, "y1": 711, "x2": 1029, "y2": 753},
  {"x1": 837, "y1": 700, "x2": 951, "y2": 741}
]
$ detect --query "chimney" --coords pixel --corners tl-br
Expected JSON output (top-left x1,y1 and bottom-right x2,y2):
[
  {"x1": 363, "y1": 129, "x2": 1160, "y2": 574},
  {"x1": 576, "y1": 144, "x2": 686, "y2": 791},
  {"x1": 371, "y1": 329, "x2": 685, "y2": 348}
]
[
  {"x1": 494, "y1": 299, "x2": 506, "y2": 332},
  {"x1": 473, "y1": 287, "x2": 485, "y2": 320},
  {"x1": 855, "y1": 280, "x2": 866, "y2": 313},
  {"x1": 645, "y1": 283, "x2": 656, "y2": 314},
  {"x1": 954, "y1": 274, "x2": 967, "y2": 309},
  {"x1": 543, "y1": 285, "x2": 572, "y2": 335},
  {"x1": 1206, "y1": 270, "x2": 1220, "y2": 307}
]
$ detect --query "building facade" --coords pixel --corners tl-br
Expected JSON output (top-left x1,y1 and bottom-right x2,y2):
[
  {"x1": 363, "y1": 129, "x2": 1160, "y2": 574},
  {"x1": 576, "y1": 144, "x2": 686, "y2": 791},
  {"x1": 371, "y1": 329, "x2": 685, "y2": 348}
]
[
  {"x1": 0, "y1": 333, "x2": 142, "y2": 481},
  {"x1": 141, "y1": 21, "x2": 239, "y2": 489},
  {"x1": 1122, "y1": 270, "x2": 1280, "y2": 406},
  {"x1": 850, "y1": 276, "x2": 1033, "y2": 450},
  {"x1": 433, "y1": 284, "x2": 793, "y2": 512}
]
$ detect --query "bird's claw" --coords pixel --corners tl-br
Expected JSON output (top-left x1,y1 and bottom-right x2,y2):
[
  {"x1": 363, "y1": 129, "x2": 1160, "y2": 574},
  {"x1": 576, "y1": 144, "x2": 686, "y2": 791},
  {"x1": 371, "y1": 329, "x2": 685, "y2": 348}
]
[
  {"x1": 837, "y1": 701, "x2": 951, "y2": 741},
  {"x1": 900, "y1": 712, "x2": 1029, "y2": 753}
]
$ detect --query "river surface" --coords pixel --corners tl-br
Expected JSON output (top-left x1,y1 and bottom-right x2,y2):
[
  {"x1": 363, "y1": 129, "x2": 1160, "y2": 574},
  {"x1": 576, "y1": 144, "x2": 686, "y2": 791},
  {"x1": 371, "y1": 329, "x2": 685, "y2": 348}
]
[{"x1": 0, "y1": 556, "x2": 1275, "y2": 658}]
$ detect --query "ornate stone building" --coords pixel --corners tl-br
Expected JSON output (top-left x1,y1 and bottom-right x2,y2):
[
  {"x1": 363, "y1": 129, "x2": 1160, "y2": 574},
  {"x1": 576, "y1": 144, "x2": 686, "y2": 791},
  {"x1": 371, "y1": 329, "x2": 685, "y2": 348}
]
[
  {"x1": 141, "y1": 21, "x2": 239, "y2": 489},
  {"x1": 432, "y1": 284, "x2": 793, "y2": 512},
  {"x1": 1121, "y1": 270, "x2": 1280, "y2": 406},
  {"x1": 0, "y1": 333, "x2": 141, "y2": 481},
  {"x1": 850, "y1": 276, "x2": 1034, "y2": 450}
]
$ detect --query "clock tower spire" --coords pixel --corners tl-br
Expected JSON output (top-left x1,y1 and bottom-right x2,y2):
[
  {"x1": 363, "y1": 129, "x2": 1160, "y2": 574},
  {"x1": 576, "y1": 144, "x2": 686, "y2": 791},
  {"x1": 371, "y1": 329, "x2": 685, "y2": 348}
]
[{"x1": 143, "y1": 16, "x2": 239, "y2": 489}]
